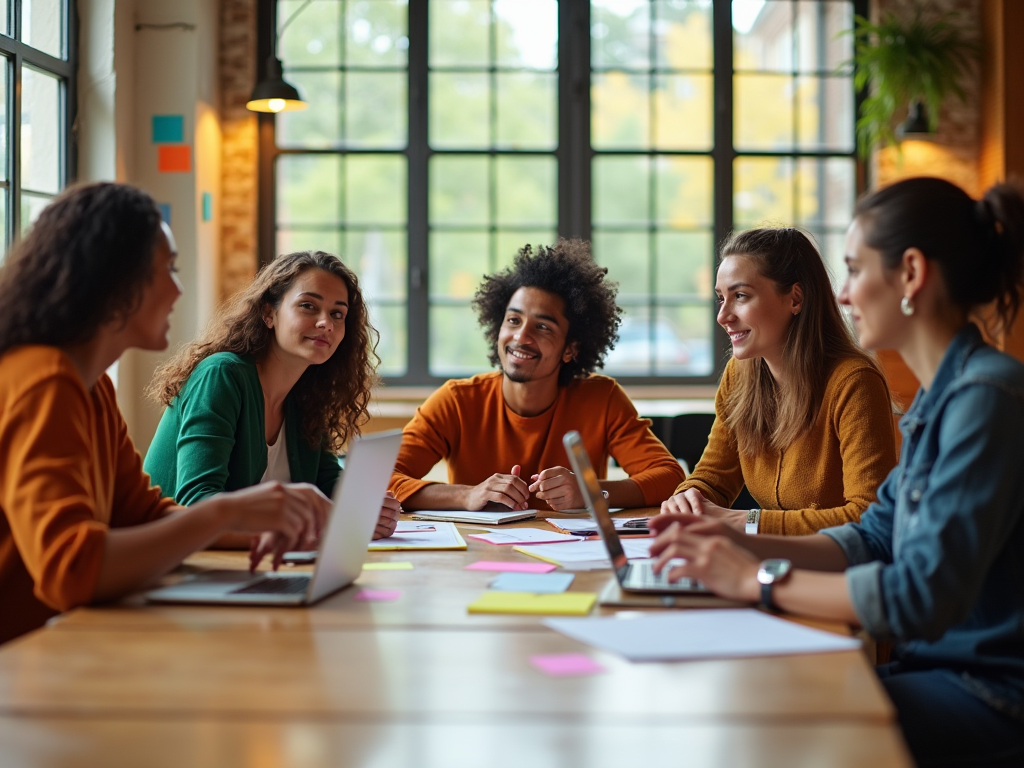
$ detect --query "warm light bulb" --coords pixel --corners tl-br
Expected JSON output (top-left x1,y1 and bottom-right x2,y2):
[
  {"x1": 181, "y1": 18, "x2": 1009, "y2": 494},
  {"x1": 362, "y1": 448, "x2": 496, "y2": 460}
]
[{"x1": 268, "y1": 98, "x2": 286, "y2": 113}]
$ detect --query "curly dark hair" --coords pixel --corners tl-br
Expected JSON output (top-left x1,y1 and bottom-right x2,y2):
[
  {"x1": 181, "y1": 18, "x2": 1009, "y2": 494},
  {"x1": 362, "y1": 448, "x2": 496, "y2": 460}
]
[
  {"x1": 472, "y1": 239, "x2": 621, "y2": 386},
  {"x1": 0, "y1": 182, "x2": 163, "y2": 359},
  {"x1": 148, "y1": 251, "x2": 381, "y2": 453}
]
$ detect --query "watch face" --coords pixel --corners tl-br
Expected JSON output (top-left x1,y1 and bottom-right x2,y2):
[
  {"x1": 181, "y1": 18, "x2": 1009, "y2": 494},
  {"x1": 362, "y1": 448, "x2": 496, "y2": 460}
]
[{"x1": 757, "y1": 558, "x2": 792, "y2": 584}]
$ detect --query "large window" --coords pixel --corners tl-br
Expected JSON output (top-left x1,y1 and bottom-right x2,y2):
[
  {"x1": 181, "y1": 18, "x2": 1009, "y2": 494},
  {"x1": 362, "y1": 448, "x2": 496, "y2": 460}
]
[
  {"x1": 0, "y1": 0, "x2": 75, "y2": 259},
  {"x1": 262, "y1": 0, "x2": 863, "y2": 385}
]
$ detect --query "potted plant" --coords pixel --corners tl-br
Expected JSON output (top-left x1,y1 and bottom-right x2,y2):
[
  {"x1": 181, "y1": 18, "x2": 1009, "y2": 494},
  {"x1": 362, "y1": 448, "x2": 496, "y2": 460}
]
[{"x1": 849, "y1": 4, "x2": 981, "y2": 157}]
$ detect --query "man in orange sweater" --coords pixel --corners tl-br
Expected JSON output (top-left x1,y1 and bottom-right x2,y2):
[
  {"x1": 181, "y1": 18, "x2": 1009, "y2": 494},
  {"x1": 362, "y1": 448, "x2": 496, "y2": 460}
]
[{"x1": 391, "y1": 240, "x2": 685, "y2": 512}]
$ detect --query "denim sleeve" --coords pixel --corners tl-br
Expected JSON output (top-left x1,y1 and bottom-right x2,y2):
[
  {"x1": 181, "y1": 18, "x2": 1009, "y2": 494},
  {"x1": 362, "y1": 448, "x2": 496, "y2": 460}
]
[{"x1": 862, "y1": 382, "x2": 1024, "y2": 642}]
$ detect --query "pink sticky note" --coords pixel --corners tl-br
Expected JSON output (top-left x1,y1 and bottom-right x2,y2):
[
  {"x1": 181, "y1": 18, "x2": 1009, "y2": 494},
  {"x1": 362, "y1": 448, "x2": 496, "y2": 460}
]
[
  {"x1": 530, "y1": 653, "x2": 606, "y2": 677},
  {"x1": 465, "y1": 560, "x2": 556, "y2": 574},
  {"x1": 354, "y1": 589, "x2": 402, "y2": 602}
]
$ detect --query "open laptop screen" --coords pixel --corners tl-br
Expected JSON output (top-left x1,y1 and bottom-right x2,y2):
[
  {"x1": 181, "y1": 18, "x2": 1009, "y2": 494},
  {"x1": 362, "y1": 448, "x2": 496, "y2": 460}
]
[{"x1": 562, "y1": 430, "x2": 628, "y2": 571}]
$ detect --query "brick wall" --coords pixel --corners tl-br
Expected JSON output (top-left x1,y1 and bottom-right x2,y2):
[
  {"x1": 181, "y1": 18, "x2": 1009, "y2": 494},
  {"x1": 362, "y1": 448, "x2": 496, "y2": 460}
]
[{"x1": 219, "y1": 0, "x2": 259, "y2": 301}]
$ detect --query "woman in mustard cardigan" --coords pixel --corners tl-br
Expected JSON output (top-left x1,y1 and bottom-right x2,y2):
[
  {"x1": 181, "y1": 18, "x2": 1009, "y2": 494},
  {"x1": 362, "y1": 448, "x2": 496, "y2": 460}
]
[{"x1": 662, "y1": 228, "x2": 897, "y2": 535}]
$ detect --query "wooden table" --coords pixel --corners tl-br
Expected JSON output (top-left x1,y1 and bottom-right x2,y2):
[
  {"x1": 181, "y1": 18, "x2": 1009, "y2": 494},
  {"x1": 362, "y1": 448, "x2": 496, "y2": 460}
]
[{"x1": 0, "y1": 512, "x2": 912, "y2": 767}]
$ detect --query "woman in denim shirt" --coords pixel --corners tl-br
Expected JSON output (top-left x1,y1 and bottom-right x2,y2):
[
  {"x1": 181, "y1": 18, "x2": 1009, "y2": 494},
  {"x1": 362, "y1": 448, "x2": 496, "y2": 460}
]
[{"x1": 649, "y1": 177, "x2": 1024, "y2": 768}]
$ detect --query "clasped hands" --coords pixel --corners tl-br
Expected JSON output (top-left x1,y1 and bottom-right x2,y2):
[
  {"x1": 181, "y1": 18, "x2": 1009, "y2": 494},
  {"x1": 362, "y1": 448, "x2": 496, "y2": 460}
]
[{"x1": 464, "y1": 465, "x2": 585, "y2": 511}]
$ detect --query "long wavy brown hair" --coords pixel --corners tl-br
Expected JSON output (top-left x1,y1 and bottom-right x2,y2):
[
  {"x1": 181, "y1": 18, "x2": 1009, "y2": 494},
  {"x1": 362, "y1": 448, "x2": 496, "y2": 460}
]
[
  {"x1": 148, "y1": 251, "x2": 380, "y2": 452},
  {"x1": 721, "y1": 228, "x2": 889, "y2": 456}
]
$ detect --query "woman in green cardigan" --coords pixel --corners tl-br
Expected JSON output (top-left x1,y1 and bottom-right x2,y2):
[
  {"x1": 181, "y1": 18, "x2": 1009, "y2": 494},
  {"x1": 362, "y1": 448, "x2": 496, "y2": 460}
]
[{"x1": 144, "y1": 250, "x2": 400, "y2": 541}]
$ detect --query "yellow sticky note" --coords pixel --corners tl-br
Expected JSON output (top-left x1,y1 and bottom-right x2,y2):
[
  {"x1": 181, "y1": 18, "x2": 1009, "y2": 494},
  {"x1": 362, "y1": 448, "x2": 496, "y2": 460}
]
[
  {"x1": 467, "y1": 591, "x2": 597, "y2": 616},
  {"x1": 363, "y1": 562, "x2": 414, "y2": 571}
]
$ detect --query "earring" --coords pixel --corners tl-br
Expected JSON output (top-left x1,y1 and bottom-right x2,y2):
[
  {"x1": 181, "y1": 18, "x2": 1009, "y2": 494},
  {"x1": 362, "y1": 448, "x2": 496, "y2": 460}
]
[{"x1": 900, "y1": 296, "x2": 914, "y2": 317}]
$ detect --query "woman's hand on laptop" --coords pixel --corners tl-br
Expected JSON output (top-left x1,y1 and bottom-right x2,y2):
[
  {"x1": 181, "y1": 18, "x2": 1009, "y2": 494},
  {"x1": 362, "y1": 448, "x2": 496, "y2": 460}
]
[
  {"x1": 373, "y1": 492, "x2": 402, "y2": 539},
  {"x1": 660, "y1": 488, "x2": 747, "y2": 532},
  {"x1": 649, "y1": 520, "x2": 761, "y2": 602},
  {"x1": 528, "y1": 467, "x2": 583, "y2": 510}
]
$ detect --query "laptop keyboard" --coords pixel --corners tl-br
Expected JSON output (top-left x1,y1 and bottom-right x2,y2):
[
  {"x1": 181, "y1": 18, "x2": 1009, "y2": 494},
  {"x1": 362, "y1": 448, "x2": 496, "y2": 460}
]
[
  {"x1": 231, "y1": 576, "x2": 310, "y2": 596},
  {"x1": 625, "y1": 560, "x2": 705, "y2": 591}
]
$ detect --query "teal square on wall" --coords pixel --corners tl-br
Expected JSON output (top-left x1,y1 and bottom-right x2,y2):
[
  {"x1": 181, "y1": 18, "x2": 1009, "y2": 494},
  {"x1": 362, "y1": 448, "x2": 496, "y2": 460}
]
[
  {"x1": 158, "y1": 203, "x2": 171, "y2": 225},
  {"x1": 202, "y1": 192, "x2": 213, "y2": 222},
  {"x1": 152, "y1": 115, "x2": 184, "y2": 144}
]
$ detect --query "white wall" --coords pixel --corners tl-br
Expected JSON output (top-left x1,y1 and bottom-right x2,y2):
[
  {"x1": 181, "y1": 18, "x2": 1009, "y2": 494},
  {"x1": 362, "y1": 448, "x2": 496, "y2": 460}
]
[{"x1": 77, "y1": 0, "x2": 222, "y2": 451}]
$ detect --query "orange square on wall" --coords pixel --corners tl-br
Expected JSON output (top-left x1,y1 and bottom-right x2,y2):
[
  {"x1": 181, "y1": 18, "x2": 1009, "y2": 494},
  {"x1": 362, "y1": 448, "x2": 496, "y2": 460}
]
[{"x1": 158, "y1": 145, "x2": 191, "y2": 173}]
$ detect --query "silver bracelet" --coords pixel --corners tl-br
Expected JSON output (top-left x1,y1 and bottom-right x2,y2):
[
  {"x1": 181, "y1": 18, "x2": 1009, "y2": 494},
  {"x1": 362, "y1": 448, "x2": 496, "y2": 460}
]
[{"x1": 745, "y1": 508, "x2": 761, "y2": 535}]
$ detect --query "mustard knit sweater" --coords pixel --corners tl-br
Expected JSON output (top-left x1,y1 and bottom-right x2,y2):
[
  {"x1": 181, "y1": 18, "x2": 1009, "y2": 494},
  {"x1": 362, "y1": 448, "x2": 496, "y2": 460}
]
[{"x1": 676, "y1": 356, "x2": 897, "y2": 535}]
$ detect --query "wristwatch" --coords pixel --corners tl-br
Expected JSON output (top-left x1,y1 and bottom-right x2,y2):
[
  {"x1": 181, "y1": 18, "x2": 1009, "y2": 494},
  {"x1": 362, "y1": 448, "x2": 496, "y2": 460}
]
[
  {"x1": 756, "y1": 558, "x2": 792, "y2": 611},
  {"x1": 745, "y1": 508, "x2": 761, "y2": 535}
]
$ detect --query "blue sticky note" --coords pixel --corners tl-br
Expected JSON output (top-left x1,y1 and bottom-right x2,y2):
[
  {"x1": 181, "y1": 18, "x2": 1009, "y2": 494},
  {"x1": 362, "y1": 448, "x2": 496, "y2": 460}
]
[
  {"x1": 157, "y1": 203, "x2": 171, "y2": 225},
  {"x1": 489, "y1": 572, "x2": 575, "y2": 594},
  {"x1": 152, "y1": 115, "x2": 184, "y2": 144},
  {"x1": 202, "y1": 191, "x2": 213, "y2": 221}
]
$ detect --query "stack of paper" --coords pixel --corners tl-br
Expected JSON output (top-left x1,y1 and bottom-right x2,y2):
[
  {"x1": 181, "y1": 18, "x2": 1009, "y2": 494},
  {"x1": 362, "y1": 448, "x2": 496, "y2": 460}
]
[
  {"x1": 544, "y1": 609, "x2": 861, "y2": 661},
  {"x1": 369, "y1": 521, "x2": 467, "y2": 551},
  {"x1": 409, "y1": 509, "x2": 537, "y2": 525},
  {"x1": 514, "y1": 539, "x2": 654, "y2": 570}
]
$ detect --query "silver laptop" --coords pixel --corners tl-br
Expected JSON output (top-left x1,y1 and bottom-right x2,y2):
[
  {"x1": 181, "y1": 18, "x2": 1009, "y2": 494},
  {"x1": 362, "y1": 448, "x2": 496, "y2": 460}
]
[
  {"x1": 562, "y1": 430, "x2": 710, "y2": 595},
  {"x1": 146, "y1": 430, "x2": 403, "y2": 606}
]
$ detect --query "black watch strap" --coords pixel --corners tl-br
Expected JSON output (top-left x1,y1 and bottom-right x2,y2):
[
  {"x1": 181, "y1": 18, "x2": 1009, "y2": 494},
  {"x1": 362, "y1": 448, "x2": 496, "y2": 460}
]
[{"x1": 760, "y1": 581, "x2": 775, "y2": 611}]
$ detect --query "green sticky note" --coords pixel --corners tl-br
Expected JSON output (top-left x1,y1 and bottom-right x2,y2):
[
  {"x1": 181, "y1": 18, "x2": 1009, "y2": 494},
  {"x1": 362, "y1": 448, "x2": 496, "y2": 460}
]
[
  {"x1": 363, "y1": 562, "x2": 414, "y2": 570},
  {"x1": 467, "y1": 591, "x2": 597, "y2": 616}
]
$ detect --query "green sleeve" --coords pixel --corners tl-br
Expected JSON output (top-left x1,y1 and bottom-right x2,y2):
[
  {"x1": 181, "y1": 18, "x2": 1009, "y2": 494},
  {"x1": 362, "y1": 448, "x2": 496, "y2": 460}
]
[{"x1": 316, "y1": 449, "x2": 342, "y2": 498}]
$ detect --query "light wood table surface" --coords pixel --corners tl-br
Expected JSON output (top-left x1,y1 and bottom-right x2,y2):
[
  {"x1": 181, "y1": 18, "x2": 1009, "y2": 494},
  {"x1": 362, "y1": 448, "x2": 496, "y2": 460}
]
[{"x1": 0, "y1": 512, "x2": 913, "y2": 767}]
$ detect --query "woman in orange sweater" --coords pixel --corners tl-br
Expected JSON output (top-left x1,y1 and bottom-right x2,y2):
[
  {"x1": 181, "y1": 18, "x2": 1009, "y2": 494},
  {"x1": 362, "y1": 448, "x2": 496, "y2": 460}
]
[
  {"x1": 662, "y1": 228, "x2": 897, "y2": 535},
  {"x1": 0, "y1": 183, "x2": 323, "y2": 645}
]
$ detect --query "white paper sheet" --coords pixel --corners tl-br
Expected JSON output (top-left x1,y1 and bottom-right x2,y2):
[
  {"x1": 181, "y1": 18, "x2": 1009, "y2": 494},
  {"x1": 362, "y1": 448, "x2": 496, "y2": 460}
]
[
  {"x1": 368, "y1": 521, "x2": 467, "y2": 550},
  {"x1": 515, "y1": 539, "x2": 653, "y2": 570},
  {"x1": 544, "y1": 609, "x2": 861, "y2": 662},
  {"x1": 546, "y1": 517, "x2": 650, "y2": 534},
  {"x1": 468, "y1": 528, "x2": 582, "y2": 545}
]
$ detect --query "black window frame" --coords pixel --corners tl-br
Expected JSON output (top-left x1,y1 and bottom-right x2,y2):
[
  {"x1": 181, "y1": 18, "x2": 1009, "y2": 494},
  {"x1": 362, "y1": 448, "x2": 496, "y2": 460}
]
[
  {"x1": 257, "y1": 0, "x2": 866, "y2": 388},
  {"x1": 0, "y1": 0, "x2": 77, "y2": 246}
]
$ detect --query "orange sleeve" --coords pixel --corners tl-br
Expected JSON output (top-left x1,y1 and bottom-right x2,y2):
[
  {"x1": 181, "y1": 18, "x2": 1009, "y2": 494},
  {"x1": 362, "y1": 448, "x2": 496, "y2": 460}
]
[
  {"x1": 100, "y1": 376, "x2": 177, "y2": 528},
  {"x1": 603, "y1": 383, "x2": 688, "y2": 506},
  {"x1": 673, "y1": 360, "x2": 746, "y2": 507},
  {"x1": 389, "y1": 382, "x2": 462, "y2": 503},
  {"x1": 0, "y1": 374, "x2": 111, "y2": 611}
]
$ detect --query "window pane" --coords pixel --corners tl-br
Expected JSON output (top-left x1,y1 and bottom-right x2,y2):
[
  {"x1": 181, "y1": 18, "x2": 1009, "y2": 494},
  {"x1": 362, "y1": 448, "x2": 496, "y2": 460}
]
[
  {"x1": 0, "y1": 190, "x2": 6, "y2": 261},
  {"x1": 494, "y1": 156, "x2": 555, "y2": 226},
  {"x1": 592, "y1": 72, "x2": 650, "y2": 149},
  {"x1": 430, "y1": 155, "x2": 489, "y2": 226},
  {"x1": 655, "y1": 156, "x2": 713, "y2": 226},
  {"x1": 430, "y1": 304, "x2": 491, "y2": 376},
  {"x1": 278, "y1": 0, "x2": 342, "y2": 67},
  {"x1": 735, "y1": 73, "x2": 794, "y2": 151},
  {"x1": 430, "y1": 72, "x2": 489, "y2": 148},
  {"x1": 429, "y1": 231, "x2": 489, "y2": 299},
  {"x1": 346, "y1": 71, "x2": 407, "y2": 148},
  {"x1": 653, "y1": 74, "x2": 712, "y2": 150},
  {"x1": 495, "y1": 231, "x2": 556, "y2": 270},
  {"x1": 277, "y1": 229, "x2": 343, "y2": 261},
  {"x1": 277, "y1": 155, "x2": 342, "y2": 225},
  {"x1": 20, "y1": 192, "x2": 51, "y2": 233},
  {"x1": 592, "y1": 0, "x2": 650, "y2": 69},
  {"x1": 278, "y1": 71, "x2": 343, "y2": 148},
  {"x1": 795, "y1": 157, "x2": 855, "y2": 228},
  {"x1": 0, "y1": 56, "x2": 7, "y2": 182},
  {"x1": 346, "y1": 229, "x2": 407, "y2": 301},
  {"x1": 345, "y1": 155, "x2": 406, "y2": 224},
  {"x1": 23, "y1": 0, "x2": 64, "y2": 58},
  {"x1": 734, "y1": 0, "x2": 793, "y2": 72},
  {"x1": 345, "y1": 0, "x2": 409, "y2": 67},
  {"x1": 796, "y1": 0, "x2": 853, "y2": 73},
  {"x1": 734, "y1": 156, "x2": 795, "y2": 228},
  {"x1": 370, "y1": 302, "x2": 407, "y2": 376},
  {"x1": 654, "y1": 1, "x2": 713, "y2": 70},
  {"x1": 604, "y1": 305, "x2": 653, "y2": 375},
  {"x1": 657, "y1": 304, "x2": 714, "y2": 374},
  {"x1": 430, "y1": 0, "x2": 490, "y2": 67},
  {"x1": 655, "y1": 231, "x2": 714, "y2": 299},
  {"x1": 796, "y1": 75, "x2": 854, "y2": 151},
  {"x1": 496, "y1": 72, "x2": 557, "y2": 150},
  {"x1": 494, "y1": 0, "x2": 557, "y2": 70},
  {"x1": 0, "y1": 1, "x2": 8, "y2": 36},
  {"x1": 594, "y1": 230, "x2": 649, "y2": 300},
  {"x1": 21, "y1": 67, "x2": 62, "y2": 195},
  {"x1": 593, "y1": 155, "x2": 649, "y2": 225}
]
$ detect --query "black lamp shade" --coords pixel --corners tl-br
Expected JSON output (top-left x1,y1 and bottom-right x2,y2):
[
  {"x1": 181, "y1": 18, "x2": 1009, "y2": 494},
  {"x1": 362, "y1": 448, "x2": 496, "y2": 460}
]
[
  {"x1": 897, "y1": 100, "x2": 932, "y2": 139},
  {"x1": 247, "y1": 56, "x2": 307, "y2": 113}
]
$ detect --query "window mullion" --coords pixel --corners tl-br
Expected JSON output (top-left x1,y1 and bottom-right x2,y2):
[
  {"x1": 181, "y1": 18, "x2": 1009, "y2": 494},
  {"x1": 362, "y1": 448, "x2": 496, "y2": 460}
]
[
  {"x1": 712, "y1": 0, "x2": 734, "y2": 367},
  {"x1": 406, "y1": 0, "x2": 430, "y2": 383},
  {"x1": 558, "y1": 0, "x2": 590, "y2": 241}
]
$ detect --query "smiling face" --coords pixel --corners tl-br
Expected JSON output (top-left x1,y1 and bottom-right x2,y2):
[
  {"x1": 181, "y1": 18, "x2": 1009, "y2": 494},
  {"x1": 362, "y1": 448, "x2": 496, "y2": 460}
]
[
  {"x1": 126, "y1": 222, "x2": 183, "y2": 351},
  {"x1": 838, "y1": 217, "x2": 906, "y2": 351},
  {"x1": 715, "y1": 254, "x2": 801, "y2": 368},
  {"x1": 497, "y1": 286, "x2": 577, "y2": 385},
  {"x1": 263, "y1": 268, "x2": 350, "y2": 369}
]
